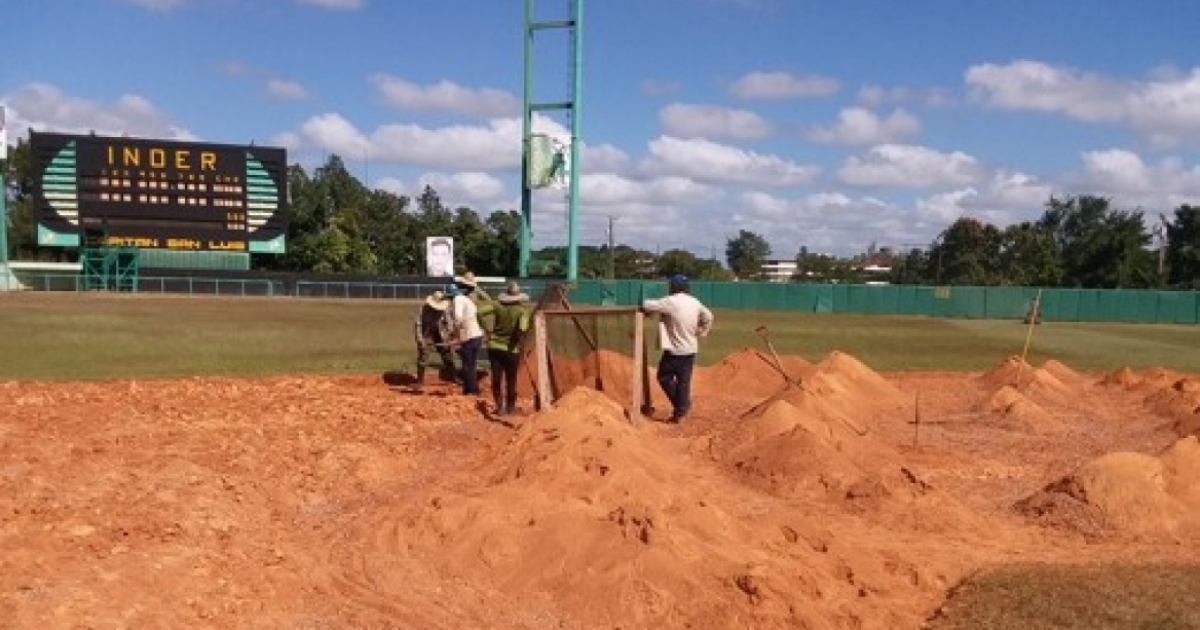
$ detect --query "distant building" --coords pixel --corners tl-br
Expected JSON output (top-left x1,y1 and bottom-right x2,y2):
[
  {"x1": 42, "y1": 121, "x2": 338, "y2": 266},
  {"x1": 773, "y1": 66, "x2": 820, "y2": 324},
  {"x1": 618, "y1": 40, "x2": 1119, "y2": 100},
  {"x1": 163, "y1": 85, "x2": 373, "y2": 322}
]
[{"x1": 761, "y1": 259, "x2": 798, "y2": 283}]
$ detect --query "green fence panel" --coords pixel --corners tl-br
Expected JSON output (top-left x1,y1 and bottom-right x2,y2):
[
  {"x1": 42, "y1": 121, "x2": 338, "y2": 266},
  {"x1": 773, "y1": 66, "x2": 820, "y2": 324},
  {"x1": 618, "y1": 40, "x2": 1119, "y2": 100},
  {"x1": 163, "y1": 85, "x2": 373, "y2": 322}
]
[
  {"x1": 985, "y1": 287, "x2": 1037, "y2": 320},
  {"x1": 1043, "y1": 289, "x2": 1078, "y2": 322},
  {"x1": 1124, "y1": 290, "x2": 1159, "y2": 323},
  {"x1": 1156, "y1": 291, "x2": 1198, "y2": 324},
  {"x1": 936, "y1": 286, "x2": 985, "y2": 318},
  {"x1": 894, "y1": 285, "x2": 917, "y2": 315}
]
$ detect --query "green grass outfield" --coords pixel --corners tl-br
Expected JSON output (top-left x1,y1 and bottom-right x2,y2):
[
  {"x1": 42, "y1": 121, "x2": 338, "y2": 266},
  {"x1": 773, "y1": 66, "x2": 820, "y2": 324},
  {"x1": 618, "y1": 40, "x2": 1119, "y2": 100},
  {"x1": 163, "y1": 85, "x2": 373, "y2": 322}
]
[{"x1": 0, "y1": 291, "x2": 1197, "y2": 381}]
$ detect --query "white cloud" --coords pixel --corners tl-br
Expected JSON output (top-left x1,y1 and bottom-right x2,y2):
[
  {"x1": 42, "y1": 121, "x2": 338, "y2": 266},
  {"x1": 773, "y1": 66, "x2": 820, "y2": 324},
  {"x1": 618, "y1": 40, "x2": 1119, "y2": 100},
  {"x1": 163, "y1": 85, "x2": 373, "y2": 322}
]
[
  {"x1": 838, "y1": 144, "x2": 981, "y2": 188},
  {"x1": 581, "y1": 172, "x2": 721, "y2": 206},
  {"x1": 642, "y1": 136, "x2": 818, "y2": 187},
  {"x1": 857, "y1": 84, "x2": 955, "y2": 107},
  {"x1": 729, "y1": 71, "x2": 839, "y2": 100},
  {"x1": 418, "y1": 171, "x2": 508, "y2": 205},
  {"x1": 371, "y1": 74, "x2": 521, "y2": 119},
  {"x1": 966, "y1": 60, "x2": 1126, "y2": 122},
  {"x1": 659, "y1": 103, "x2": 773, "y2": 139},
  {"x1": 5, "y1": 83, "x2": 194, "y2": 140},
  {"x1": 967, "y1": 61, "x2": 1200, "y2": 146},
  {"x1": 1074, "y1": 148, "x2": 1200, "y2": 209},
  {"x1": 725, "y1": 189, "x2": 919, "y2": 255},
  {"x1": 266, "y1": 78, "x2": 309, "y2": 101},
  {"x1": 808, "y1": 107, "x2": 920, "y2": 145},
  {"x1": 297, "y1": 112, "x2": 521, "y2": 170}
]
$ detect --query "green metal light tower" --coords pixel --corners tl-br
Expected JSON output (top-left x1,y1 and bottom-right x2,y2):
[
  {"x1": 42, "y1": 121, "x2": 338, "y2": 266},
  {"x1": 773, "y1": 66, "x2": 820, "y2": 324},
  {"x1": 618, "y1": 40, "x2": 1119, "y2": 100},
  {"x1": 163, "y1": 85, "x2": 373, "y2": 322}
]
[{"x1": 521, "y1": 0, "x2": 583, "y2": 281}]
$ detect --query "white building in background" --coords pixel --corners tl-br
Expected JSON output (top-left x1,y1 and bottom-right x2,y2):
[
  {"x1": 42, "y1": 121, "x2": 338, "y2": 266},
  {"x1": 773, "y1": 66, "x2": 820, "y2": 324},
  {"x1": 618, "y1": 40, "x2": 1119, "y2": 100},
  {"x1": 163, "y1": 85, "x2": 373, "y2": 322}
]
[{"x1": 761, "y1": 259, "x2": 798, "y2": 283}]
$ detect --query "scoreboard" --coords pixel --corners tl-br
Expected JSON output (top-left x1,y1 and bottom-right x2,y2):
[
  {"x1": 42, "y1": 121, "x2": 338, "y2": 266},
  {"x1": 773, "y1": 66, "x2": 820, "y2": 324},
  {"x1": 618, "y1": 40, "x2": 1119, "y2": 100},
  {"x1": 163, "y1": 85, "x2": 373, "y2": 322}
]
[{"x1": 31, "y1": 131, "x2": 288, "y2": 254}]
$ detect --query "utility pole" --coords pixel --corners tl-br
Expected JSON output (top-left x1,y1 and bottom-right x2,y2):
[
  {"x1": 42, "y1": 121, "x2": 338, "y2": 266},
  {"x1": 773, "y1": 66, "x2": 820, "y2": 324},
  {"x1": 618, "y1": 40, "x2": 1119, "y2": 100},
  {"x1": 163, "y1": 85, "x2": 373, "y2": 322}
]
[
  {"x1": 1, "y1": 105, "x2": 9, "y2": 291},
  {"x1": 607, "y1": 215, "x2": 615, "y2": 279}
]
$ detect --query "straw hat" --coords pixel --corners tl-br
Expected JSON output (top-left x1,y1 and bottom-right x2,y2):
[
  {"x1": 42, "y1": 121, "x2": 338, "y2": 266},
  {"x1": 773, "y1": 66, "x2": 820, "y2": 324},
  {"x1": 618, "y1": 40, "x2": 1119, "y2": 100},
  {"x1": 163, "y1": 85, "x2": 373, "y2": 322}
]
[
  {"x1": 424, "y1": 289, "x2": 449, "y2": 310},
  {"x1": 498, "y1": 281, "x2": 529, "y2": 304},
  {"x1": 454, "y1": 271, "x2": 478, "y2": 288}
]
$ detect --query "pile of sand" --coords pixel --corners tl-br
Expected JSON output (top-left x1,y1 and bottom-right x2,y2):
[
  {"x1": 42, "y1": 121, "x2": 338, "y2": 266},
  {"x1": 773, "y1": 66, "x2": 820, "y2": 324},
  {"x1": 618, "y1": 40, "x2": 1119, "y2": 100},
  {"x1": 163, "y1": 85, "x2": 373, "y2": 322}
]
[
  {"x1": 693, "y1": 347, "x2": 809, "y2": 400},
  {"x1": 975, "y1": 385, "x2": 1061, "y2": 433},
  {"x1": 394, "y1": 386, "x2": 951, "y2": 629},
  {"x1": 1016, "y1": 436, "x2": 1200, "y2": 540}
]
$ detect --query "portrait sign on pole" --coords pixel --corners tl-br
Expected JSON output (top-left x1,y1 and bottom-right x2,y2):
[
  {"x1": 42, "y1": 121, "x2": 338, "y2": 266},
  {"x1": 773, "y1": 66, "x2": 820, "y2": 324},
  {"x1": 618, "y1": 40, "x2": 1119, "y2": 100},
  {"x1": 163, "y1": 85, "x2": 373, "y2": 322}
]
[{"x1": 426, "y1": 236, "x2": 454, "y2": 277}]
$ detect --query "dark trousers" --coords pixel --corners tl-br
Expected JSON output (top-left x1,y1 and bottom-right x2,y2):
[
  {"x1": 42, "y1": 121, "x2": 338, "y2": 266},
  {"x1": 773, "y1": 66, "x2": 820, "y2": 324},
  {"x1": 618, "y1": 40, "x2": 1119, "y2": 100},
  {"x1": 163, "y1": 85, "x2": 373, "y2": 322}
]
[
  {"x1": 657, "y1": 351, "x2": 696, "y2": 415},
  {"x1": 489, "y1": 349, "x2": 520, "y2": 410},
  {"x1": 458, "y1": 336, "x2": 483, "y2": 395}
]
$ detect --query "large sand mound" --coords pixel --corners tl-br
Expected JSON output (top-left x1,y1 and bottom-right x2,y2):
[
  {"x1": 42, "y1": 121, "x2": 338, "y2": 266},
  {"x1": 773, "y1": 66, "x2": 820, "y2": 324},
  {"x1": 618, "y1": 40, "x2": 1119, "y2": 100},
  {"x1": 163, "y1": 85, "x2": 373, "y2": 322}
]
[
  {"x1": 1016, "y1": 436, "x2": 1200, "y2": 540},
  {"x1": 398, "y1": 386, "x2": 950, "y2": 629}
]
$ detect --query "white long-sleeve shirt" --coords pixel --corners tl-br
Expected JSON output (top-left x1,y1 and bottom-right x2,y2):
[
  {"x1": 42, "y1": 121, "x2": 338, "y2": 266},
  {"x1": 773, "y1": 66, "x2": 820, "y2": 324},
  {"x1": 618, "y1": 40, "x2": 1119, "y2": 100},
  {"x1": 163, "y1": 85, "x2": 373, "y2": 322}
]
[
  {"x1": 642, "y1": 292, "x2": 714, "y2": 356},
  {"x1": 451, "y1": 294, "x2": 484, "y2": 341}
]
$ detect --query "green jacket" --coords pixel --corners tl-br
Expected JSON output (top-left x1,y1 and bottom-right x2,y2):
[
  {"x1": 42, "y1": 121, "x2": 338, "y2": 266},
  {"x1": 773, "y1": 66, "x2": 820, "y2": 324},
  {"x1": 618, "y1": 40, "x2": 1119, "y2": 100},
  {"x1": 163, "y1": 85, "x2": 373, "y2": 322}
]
[{"x1": 479, "y1": 302, "x2": 530, "y2": 353}]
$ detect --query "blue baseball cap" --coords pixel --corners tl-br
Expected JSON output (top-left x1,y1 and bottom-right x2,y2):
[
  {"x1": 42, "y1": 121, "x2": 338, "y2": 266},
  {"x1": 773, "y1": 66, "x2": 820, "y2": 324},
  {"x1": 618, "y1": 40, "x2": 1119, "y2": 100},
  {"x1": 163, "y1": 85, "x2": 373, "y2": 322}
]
[{"x1": 669, "y1": 274, "x2": 689, "y2": 284}]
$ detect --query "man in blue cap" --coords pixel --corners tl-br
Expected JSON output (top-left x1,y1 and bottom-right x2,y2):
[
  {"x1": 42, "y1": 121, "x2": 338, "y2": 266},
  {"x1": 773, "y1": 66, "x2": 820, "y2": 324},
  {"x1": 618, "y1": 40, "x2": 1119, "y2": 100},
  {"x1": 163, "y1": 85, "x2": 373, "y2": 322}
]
[{"x1": 641, "y1": 274, "x2": 714, "y2": 422}]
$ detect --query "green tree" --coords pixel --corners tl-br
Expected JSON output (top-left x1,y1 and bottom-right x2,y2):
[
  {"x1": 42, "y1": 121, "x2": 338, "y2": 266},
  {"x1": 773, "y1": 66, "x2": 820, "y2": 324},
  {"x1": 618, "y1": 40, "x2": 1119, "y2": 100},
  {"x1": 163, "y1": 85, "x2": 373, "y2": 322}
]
[
  {"x1": 1039, "y1": 195, "x2": 1153, "y2": 288},
  {"x1": 931, "y1": 217, "x2": 1003, "y2": 285},
  {"x1": 1000, "y1": 222, "x2": 1062, "y2": 287},
  {"x1": 1164, "y1": 205, "x2": 1200, "y2": 288},
  {"x1": 726, "y1": 230, "x2": 771, "y2": 279}
]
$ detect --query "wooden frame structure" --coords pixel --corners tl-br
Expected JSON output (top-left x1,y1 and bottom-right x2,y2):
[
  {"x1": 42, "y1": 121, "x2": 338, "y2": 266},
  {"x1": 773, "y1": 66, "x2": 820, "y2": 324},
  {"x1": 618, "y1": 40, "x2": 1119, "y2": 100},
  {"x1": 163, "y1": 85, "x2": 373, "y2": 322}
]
[{"x1": 531, "y1": 303, "x2": 646, "y2": 423}]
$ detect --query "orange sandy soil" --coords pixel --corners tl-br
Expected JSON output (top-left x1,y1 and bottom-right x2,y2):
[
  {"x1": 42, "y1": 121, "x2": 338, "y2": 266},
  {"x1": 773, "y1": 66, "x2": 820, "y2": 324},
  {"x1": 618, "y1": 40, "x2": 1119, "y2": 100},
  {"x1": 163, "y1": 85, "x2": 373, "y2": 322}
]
[{"x1": 2, "y1": 350, "x2": 1199, "y2": 630}]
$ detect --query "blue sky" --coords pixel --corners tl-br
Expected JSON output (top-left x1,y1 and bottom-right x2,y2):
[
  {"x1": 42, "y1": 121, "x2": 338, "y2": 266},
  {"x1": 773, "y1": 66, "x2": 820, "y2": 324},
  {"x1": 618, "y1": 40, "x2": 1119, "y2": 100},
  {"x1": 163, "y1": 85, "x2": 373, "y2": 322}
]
[{"x1": 5, "y1": 0, "x2": 1200, "y2": 258}]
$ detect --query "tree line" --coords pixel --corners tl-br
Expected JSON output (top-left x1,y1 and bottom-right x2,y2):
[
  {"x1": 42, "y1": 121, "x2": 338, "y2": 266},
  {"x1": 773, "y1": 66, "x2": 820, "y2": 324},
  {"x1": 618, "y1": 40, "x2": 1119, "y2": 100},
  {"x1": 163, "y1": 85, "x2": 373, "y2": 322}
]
[{"x1": 2, "y1": 144, "x2": 1198, "y2": 288}]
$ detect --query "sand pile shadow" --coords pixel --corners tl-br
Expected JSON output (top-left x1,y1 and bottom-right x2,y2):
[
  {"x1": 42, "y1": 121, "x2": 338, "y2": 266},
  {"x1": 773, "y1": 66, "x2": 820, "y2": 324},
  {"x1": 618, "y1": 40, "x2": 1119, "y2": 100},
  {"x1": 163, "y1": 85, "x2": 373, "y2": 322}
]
[
  {"x1": 1015, "y1": 436, "x2": 1200, "y2": 541},
  {"x1": 693, "y1": 347, "x2": 810, "y2": 400},
  {"x1": 398, "y1": 386, "x2": 954, "y2": 629},
  {"x1": 974, "y1": 385, "x2": 1062, "y2": 433}
]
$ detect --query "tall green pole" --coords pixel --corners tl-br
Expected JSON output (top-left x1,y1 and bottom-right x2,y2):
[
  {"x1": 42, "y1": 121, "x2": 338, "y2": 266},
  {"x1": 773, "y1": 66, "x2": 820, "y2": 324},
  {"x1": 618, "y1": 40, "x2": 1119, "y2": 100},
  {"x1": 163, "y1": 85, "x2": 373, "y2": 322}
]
[
  {"x1": 520, "y1": 0, "x2": 583, "y2": 282},
  {"x1": 565, "y1": 0, "x2": 583, "y2": 282},
  {"x1": 519, "y1": 0, "x2": 534, "y2": 279}
]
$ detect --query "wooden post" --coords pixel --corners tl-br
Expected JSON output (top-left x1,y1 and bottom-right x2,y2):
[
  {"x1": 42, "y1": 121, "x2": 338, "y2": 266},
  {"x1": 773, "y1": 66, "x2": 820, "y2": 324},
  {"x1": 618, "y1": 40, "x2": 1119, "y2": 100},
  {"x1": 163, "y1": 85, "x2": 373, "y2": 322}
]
[
  {"x1": 631, "y1": 310, "x2": 645, "y2": 423},
  {"x1": 534, "y1": 311, "x2": 552, "y2": 411}
]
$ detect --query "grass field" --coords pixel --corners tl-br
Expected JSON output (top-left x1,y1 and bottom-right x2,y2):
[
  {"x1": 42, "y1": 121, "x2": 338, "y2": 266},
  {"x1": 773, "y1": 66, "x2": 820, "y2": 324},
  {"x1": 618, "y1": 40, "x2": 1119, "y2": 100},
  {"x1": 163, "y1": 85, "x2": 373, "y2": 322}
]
[{"x1": 0, "y1": 291, "x2": 1197, "y2": 380}]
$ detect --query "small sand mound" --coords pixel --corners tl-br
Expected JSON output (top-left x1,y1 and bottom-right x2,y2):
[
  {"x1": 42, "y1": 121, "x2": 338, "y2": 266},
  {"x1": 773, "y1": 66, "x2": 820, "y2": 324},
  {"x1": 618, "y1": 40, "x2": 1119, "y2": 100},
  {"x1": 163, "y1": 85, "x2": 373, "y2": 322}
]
[
  {"x1": 1042, "y1": 359, "x2": 1090, "y2": 386},
  {"x1": 1142, "y1": 378, "x2": 1200, "y2": 436},
  {"x1": 1100, "y1": 365, "x2": 1140, "y2": 388},
  {"x1": 980, "y1": 355, "x2": 1034, "y2": 388},
  {"x1": 694, "y1": 347, "x2": 807, "y2": 399},
  {"x1": 726, "y1": 399, "x2": 870, "y2": 497},
  {"x1": 978, "y1": 386, "x2": 1060, "y2": 432},
  {"x1": 1016, "y1": 437, "x2": 1200, "y2": 540},
  {"x1": 1021, "y1": 368, "x2": 1075, "y2": 403}
]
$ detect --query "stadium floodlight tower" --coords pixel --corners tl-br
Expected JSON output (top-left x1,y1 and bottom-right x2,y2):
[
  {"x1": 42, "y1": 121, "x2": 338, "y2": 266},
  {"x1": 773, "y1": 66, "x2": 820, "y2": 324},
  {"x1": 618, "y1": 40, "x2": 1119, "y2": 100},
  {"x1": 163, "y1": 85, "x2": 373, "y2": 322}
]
[{"x1": 521, "y1": 0, "x2": 584, "y2": 281}]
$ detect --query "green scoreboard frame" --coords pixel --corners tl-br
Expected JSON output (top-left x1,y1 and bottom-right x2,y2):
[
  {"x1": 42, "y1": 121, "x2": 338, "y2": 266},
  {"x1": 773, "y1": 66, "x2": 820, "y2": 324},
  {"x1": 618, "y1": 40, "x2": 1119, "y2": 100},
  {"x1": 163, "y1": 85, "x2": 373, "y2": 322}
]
[{"x1": 31, "y1": 131, "x2": 288, "y2": 254}]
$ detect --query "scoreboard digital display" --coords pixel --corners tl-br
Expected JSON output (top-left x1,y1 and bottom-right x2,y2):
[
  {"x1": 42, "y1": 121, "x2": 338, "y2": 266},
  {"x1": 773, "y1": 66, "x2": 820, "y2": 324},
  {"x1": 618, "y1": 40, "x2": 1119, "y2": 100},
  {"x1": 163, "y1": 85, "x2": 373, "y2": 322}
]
[{"x1": 31, "y1": 131, "x2": 288, "y2": 253}]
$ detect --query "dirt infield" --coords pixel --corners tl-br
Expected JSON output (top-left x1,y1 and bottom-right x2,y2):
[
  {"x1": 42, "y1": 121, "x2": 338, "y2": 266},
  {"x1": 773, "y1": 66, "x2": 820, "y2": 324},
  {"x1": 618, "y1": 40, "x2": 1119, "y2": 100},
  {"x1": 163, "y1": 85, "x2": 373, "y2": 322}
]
[{"x1": 2, "y1": 350, "x2": 1198, "y2": 629}]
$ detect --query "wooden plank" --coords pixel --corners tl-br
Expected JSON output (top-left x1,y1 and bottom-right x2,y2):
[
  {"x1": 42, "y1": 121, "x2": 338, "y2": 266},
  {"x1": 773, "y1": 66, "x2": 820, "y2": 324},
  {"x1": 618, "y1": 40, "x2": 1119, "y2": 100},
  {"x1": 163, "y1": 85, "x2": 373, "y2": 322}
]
[{"x1": 534, "y1": 311, "x2": 552, "y2": 411}]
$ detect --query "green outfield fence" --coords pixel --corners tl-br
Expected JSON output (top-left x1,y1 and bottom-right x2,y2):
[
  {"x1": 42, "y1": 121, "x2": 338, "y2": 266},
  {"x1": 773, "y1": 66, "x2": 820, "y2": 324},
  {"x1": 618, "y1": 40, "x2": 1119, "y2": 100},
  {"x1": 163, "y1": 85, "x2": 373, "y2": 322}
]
[
  {"x1": 4, "y1": 269, "x2": 1197, "y2": 324},
  {"x1": 571, "y1": 280, "x2": 1200, "y2": 325}
]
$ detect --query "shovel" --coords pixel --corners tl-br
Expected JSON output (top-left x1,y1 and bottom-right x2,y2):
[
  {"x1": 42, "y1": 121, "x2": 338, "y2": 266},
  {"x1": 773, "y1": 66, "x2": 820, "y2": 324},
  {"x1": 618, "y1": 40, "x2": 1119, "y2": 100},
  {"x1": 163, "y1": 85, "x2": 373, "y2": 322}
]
[{"x1": 754, "y1": 325, "x2": 800, "y2": 388}]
